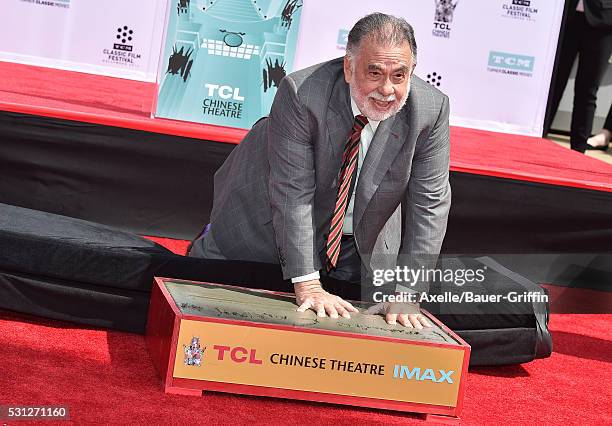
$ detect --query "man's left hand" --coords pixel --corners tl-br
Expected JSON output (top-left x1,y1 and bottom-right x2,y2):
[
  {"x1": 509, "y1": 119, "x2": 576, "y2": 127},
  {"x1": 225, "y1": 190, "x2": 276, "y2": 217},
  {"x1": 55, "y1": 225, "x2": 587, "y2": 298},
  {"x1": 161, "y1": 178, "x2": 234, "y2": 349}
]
[{"x1": 364, "y1": 302, "x2": 431, "y2": 329}]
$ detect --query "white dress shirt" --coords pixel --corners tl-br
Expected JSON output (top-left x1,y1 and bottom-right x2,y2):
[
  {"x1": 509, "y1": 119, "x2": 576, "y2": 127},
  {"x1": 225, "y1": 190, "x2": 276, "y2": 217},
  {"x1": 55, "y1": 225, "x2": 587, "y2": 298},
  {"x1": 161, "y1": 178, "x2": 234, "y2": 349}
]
[{"x1": 292, "y1": 100, "x2": 380, "y2": 283}]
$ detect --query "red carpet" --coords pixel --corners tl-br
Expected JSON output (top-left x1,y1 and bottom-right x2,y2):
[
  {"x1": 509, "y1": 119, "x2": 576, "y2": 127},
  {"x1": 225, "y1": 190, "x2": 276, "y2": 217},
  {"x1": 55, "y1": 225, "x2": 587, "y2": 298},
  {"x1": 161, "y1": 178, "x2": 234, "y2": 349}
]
[
  {"x1": 450, "y1": 126, "x2": 612, "y2": 192},
  {"x1": 145, "y1": 236, "x2": 191, "y2": 256},
  {"x1": 1, "y1": 61, "x2": 612, "y2": 193},
  {"x1": 1, "y1": 236, "x2": 608, "y2": 424},
  {"x1": 0, "y1": 310, "x2": 609, "y2": 424}
]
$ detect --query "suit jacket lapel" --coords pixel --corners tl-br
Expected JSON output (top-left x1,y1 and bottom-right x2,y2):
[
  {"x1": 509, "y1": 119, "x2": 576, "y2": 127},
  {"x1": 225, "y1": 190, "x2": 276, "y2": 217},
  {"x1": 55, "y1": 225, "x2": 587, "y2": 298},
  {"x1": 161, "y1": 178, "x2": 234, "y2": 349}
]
[
  {"x1": 353, "y1": 108, "x2": 411, "y2": 229},
  {"x1": 326, "y1": 78, "x2": 354, "y2": 158}
]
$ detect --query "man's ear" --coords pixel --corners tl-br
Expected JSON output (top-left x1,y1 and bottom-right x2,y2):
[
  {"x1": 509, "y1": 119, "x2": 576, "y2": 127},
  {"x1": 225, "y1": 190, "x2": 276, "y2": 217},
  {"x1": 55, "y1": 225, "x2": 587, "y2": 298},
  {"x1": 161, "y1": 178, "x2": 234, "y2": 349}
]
[{"x1": 343, "y1": 55, "x2": 352, "y2": 84}]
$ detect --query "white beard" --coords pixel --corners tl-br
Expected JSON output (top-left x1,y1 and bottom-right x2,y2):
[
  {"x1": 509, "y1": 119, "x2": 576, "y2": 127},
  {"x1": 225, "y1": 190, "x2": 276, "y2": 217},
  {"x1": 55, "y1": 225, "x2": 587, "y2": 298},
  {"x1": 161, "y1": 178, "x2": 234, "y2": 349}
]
[{"x1": 350, "y1": 82, "x2": 410, "y2": 121}]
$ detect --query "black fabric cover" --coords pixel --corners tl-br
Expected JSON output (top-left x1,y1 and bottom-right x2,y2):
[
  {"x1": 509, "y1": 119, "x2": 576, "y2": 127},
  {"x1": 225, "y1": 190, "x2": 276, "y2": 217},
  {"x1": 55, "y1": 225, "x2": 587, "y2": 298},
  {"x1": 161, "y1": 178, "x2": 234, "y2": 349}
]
[
  {"x1": 0, "y1": 202, "x2": 551, "y2": 365},
  {"x1": 0, "y1": 269, "x2": 150, "y2": 333},
  {"x1": 0, "y1": 203, "x2": 175, "y2": 291},
  {"x1": 0, "y1": 111, "x2": 234, "y2": 240},
  {"x1": 457, "y1": 328, "x2": 539, "y2": 366},
  {"x1": 1, "y1": 111, "x2": 611, "y2": 258},
  {"x1": 443, "y1": 173, "x2": 612, "y2": 254}
]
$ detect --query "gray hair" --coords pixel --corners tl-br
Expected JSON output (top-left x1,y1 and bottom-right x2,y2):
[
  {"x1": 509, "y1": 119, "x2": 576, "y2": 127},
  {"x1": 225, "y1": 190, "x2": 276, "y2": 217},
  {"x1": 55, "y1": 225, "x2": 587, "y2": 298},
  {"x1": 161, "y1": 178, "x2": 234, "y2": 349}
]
[{"x1": 346, "y1": 13, "x2": 417, "y2": 66}]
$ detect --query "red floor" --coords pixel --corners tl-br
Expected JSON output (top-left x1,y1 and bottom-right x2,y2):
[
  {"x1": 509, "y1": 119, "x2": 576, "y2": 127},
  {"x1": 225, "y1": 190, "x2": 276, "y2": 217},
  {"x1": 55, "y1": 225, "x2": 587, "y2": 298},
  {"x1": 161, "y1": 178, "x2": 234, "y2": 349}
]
[
  {"x1": 0, "y1": 309, "x2": 609, "y2": 425},
  {"x1": 1, "y1": 61, "x2": 612, "y2": 193}
]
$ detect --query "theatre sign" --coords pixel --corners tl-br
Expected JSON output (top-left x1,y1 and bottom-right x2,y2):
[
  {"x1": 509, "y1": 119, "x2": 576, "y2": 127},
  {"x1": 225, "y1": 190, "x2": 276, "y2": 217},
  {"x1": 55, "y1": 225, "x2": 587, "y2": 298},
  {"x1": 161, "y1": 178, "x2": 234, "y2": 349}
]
[{"x1": 146, "y1": 278, "x2": 470, "y2": 421}]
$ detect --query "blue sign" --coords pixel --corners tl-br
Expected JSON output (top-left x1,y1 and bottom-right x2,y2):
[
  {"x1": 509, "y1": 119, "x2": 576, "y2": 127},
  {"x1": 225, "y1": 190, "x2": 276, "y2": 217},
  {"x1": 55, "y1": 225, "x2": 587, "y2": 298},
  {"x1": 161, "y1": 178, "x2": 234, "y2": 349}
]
[
  {"x1": 155, "y1": 0, "x2": 303, "y2": 129},
  {"x1": 488, "y1": 51, "x2": 535, "y2": 72},
  {"x1": 337, "y1": 29, "x2": 349, "y2": 48}
]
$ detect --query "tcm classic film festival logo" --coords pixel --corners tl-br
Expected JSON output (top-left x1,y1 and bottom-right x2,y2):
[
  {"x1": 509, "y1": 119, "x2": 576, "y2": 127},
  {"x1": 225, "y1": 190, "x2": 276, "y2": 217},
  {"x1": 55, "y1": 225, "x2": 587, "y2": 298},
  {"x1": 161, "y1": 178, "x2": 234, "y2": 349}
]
[
  {"x1": 502, "y1": 0, "x2": 539, "y2": 21},
  {"x1": 487, "y1": 51, "x2": 535, "y2": 77},
  {"x1": 19, "y1": 0, "x2": 70, "y2": 9},
  {"x1": 102, "y1": 25, "x2": 142, "y2": 68}
]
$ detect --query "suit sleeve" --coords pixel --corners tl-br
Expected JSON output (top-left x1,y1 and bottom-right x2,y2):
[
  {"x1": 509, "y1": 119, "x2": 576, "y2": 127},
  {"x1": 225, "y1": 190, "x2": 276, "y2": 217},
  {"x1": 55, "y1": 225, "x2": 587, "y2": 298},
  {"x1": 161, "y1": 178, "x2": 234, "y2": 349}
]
[
  {"x1": 267, "y1": 76, "x2": 321, "y2": 280},
  {"x1": 397, "y1": 94, "x2": 451, "y2": 295}
]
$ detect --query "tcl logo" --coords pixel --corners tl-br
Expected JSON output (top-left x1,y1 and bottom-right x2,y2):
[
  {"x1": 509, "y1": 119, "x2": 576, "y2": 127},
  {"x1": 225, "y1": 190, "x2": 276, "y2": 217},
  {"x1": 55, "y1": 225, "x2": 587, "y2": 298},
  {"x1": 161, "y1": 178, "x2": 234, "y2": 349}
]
[
  {"x1": 212, "y1": 345, "x2": 262, "y2": 364},
  {"x1": 204, "y1": 84, "x2": 245, "y2": 101}
]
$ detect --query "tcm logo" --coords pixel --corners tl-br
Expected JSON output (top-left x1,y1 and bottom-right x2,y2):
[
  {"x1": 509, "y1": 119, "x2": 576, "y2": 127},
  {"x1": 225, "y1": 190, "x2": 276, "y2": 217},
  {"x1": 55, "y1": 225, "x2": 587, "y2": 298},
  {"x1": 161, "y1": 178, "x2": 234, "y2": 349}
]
[
  {"x1": 337, "y1": 29, "x2": 349, "y2": 49},
  {"x1": 213, "y1": 345, "x2": 263, "y2": 364},
  {"x1": 488, "y1": 51, "x2": 534, "y2": 72},
  {"x1": 393, "y1": 365, "x2": 454, "y2": 384},
  {"x1": 502, "y1": 0, "x2": 538, "y2": 21},
  {"x1": 205, "y1": 84, "x2": 245, "y2": 101}
]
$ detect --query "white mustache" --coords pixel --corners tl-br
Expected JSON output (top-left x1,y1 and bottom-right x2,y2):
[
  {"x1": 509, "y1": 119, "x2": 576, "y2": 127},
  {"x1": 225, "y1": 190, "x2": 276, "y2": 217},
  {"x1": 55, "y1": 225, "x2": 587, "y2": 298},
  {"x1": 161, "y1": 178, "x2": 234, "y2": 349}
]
[{"x1": 367, "y1": 92, "x2": 397, "y2": 102}]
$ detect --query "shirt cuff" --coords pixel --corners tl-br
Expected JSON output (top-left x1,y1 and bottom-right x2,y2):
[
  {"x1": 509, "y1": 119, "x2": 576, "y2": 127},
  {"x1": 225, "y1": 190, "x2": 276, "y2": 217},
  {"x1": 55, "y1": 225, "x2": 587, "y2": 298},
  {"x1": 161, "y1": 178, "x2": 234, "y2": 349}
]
[
  {"x1": 395, "y1": 283, "x2": 418, "y2": 295},
  {"x1": 291, "y1": 271, "x2": 321, "y2": 284}
]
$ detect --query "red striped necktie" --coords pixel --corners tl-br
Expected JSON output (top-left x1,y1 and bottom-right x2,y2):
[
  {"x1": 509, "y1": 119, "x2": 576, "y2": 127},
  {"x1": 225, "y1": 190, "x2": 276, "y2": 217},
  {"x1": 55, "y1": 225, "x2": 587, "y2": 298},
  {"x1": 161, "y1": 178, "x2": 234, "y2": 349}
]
[{"x1": 326, "y1": 114, "x2": 368, "y2": 271}]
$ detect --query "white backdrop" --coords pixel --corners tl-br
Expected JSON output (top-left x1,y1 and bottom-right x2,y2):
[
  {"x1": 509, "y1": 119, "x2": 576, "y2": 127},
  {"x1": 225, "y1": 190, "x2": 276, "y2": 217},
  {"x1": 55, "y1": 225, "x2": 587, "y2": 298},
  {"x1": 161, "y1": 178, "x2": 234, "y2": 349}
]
[
  {"x1": 0, "y1": 0, "x2": 564, "y2": 135},
  {"x1": 293, "y1": 0, "x2": 565, "y2": 137},
  {"x1": 0, "y1": 0, "x2": 168, "y2": 81}
]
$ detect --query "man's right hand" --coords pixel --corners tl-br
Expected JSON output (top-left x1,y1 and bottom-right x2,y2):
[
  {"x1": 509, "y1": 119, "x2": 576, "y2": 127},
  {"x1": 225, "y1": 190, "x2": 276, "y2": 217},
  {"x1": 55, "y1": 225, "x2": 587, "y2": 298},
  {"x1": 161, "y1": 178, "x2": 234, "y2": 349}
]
[{"x1": 294, "y1": 280, "x2": 359, "y2": 319}]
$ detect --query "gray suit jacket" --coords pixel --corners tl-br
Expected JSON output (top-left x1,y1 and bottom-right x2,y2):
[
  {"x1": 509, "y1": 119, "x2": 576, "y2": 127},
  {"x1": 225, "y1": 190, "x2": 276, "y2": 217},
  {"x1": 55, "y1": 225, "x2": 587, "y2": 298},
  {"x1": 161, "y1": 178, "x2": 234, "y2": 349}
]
[{"x1": 192, "y1": 58, "x2": 451, "y2": 290}]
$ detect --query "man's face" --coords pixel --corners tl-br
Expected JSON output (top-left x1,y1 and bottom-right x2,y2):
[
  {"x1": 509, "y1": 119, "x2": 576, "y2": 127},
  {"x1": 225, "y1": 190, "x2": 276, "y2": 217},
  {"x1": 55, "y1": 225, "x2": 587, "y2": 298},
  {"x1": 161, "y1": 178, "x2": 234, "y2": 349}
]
[{"x1": 344, "y1": 37, "x2": 413, "y2": 121}]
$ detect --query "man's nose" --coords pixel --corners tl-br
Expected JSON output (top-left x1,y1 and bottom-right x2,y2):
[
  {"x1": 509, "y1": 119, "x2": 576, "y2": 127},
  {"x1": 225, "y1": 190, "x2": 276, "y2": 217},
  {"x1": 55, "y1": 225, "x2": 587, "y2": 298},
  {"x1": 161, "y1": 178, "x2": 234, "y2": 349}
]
[{"x1": 379, "y1": 78, "x2": 394, "y2": 97}]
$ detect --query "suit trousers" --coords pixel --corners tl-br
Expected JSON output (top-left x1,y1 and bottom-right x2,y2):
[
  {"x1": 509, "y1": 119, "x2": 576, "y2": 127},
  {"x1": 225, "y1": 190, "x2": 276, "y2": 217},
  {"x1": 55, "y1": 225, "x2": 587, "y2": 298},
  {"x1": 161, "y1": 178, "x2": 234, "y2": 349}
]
[
  {"x1": 189, "y1": 225, "x2": 363, "y2": 286},
  {"x1": 548, "y1": 12, "x2": 612, "y2": 152},
  {"x1": 187, "y1": 224, "x2": 223, "y2": 259}
]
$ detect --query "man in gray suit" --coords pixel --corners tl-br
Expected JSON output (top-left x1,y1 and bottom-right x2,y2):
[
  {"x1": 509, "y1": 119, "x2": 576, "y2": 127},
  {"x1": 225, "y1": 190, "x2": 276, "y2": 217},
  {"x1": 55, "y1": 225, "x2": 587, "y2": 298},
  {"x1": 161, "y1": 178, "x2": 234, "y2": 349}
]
[{"x1": 190, "y1": 13, "x2": 451, "y2": 329}]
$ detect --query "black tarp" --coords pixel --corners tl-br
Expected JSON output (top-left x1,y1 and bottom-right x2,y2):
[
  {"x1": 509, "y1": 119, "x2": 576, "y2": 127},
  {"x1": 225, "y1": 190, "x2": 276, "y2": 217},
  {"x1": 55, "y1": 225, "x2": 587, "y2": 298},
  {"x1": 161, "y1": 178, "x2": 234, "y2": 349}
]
[{"x1": 2, "y1": 111, "x2": 611, "y2": 248}]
